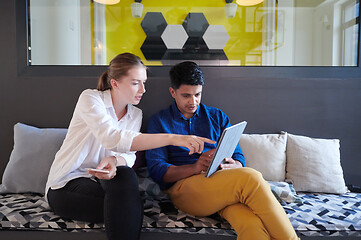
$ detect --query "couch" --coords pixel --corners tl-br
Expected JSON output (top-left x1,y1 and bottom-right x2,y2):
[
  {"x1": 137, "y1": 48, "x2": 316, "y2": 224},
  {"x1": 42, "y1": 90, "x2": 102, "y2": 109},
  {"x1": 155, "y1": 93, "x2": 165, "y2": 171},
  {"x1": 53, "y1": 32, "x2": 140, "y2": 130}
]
[{"x1": 1, "y1": 123, "x2": 360, "y2": 240}]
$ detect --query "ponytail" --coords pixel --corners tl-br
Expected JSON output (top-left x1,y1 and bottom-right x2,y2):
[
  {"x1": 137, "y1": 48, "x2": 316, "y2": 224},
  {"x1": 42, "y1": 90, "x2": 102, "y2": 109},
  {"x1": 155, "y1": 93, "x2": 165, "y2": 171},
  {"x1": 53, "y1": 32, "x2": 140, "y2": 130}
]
[
  {"x1": 97, "y1": 71, "x2": 111, "y2": 91},
  {"x1": 96, "y1": 52, "x2": 146, "y2": 92}
]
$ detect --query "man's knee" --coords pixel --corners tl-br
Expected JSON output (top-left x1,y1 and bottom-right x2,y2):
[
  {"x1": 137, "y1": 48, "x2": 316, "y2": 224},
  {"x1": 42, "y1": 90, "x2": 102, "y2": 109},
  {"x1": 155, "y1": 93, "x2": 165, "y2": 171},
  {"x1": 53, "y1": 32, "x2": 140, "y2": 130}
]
[
  {"x1": 226, "y1": 167, "x2": 264, "y2": 183},
  {"x1": 243, "y1": 167, "x2": 264, "y2": 182}
]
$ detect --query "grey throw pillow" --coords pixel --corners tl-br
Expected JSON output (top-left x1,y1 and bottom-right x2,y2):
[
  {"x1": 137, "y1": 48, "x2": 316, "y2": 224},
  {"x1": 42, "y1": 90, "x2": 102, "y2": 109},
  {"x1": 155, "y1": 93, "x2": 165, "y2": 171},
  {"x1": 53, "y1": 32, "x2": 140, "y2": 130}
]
[
  {"x1": 239, "y1": 133, "x2": 287, "y2": 182},
  {"x1": 285, "y1": 133, "x2": 347, "y2": 194},
  {"x1": 0, "y1": 123, "x2": 67, "y2": 194}
]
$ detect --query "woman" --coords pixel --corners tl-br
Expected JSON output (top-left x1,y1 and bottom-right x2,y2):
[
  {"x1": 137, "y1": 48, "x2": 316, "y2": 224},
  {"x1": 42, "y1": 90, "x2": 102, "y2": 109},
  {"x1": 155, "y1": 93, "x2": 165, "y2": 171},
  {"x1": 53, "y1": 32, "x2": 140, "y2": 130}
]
[{"x1": 45, "y1": 53, "x2": 214, "y2": 240}]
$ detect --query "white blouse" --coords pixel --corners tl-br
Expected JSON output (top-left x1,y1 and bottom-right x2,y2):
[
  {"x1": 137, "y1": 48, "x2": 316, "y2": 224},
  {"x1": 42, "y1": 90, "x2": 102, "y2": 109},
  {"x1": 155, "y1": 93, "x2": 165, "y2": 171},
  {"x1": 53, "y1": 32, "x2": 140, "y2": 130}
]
[{"x1": 45, "y1": 89, "x2": 142, "y2": 196}]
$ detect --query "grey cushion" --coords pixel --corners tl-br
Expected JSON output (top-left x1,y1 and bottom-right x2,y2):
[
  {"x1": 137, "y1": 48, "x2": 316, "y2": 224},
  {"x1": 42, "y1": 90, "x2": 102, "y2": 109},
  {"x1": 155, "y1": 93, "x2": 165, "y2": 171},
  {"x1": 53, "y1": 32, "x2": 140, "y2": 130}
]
[
  {"x1": 0, "y1": 123, "x2": 67, "y2": 194},
  {"x1": 239, "y1": 133, "x2": 287, "y2": 182},
  {"x1": 285, "y1": 132, "x2": 347, "y2": 194}
]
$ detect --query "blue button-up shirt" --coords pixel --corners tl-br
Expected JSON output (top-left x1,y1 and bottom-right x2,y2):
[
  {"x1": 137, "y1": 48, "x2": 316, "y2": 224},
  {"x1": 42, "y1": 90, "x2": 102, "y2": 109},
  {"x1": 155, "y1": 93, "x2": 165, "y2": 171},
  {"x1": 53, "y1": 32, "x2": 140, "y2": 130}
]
[{"x1": 146, "y1": 102, "x2": 245, "y2": 190}]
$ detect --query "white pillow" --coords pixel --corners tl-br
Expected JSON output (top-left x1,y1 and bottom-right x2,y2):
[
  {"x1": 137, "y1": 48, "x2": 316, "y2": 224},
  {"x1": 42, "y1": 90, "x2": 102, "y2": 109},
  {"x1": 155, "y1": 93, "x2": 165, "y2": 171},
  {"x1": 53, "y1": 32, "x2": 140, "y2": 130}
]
[
  {"x1": 0, "y1": 123, "x2": 67, "y2": 194},
  {"x1": 285, "y1": 133, "x2": 347, "y2": 194},
  {"x1": 239, "y1": 133, "x2": 287, "y2": 182}
]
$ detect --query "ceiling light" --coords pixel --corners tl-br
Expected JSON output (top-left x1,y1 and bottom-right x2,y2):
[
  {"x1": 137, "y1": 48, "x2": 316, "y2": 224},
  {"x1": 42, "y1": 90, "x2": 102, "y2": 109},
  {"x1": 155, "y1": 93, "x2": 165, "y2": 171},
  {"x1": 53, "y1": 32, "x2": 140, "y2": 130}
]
[
  {"x1": 93, "y1": 0, "x2": 120, "y2": 5},
  {"x1": 236, "y1": 0, "x2": 263, "y2": 6}
]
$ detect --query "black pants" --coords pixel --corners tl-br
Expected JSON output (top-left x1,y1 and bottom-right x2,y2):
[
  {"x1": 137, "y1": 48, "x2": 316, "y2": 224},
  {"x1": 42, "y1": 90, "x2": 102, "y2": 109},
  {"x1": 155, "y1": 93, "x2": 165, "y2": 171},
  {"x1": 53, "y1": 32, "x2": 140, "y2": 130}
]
[{"x1": 47, "y1": 166, "x2": 143, "y2": 240}]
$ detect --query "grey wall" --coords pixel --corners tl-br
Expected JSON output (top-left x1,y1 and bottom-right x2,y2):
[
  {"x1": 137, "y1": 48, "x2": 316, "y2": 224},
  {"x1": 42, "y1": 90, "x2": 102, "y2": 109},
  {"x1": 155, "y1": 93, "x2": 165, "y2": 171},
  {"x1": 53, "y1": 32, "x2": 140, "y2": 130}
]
[{"x1": 1, "y1": 0, "x2": 361, "y2": 186}]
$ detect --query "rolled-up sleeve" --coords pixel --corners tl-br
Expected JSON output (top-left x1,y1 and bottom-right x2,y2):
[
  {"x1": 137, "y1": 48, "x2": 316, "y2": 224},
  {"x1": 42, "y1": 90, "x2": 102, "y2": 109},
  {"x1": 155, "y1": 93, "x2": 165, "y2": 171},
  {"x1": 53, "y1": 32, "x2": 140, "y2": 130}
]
[
  {"x1": 115, "y1": 153, "x2": 136, "y2": 167},
  {"x1": 77, "y1": 90, "x2": 140, "y2": 153}
]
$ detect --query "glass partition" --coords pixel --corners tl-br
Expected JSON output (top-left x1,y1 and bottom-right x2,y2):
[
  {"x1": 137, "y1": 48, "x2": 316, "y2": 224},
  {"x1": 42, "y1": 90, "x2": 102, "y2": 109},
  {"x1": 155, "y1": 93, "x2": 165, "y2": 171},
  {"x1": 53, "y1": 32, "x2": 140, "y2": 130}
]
[{"x1": 28, "y1": 0, "x2": 360, "y2": 66}]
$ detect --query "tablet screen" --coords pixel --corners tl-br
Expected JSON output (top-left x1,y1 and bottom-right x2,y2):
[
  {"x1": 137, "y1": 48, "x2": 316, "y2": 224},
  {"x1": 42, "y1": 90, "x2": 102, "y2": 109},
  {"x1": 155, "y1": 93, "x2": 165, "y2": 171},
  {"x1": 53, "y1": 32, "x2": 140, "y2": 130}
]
[{"x1": 205, "y1": 121, "x2": 247, "y2": 177}]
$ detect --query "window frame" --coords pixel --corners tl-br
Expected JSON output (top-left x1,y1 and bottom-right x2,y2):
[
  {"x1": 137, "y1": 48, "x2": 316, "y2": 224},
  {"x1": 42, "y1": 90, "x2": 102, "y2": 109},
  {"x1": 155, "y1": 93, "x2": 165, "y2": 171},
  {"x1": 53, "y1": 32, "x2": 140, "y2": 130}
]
[
  {"x1": 341, "y1": 0, "x2": 359, "y2": 66},
  {"x1": 16, "y1": 0, "x2": 361, "y2": 79}
]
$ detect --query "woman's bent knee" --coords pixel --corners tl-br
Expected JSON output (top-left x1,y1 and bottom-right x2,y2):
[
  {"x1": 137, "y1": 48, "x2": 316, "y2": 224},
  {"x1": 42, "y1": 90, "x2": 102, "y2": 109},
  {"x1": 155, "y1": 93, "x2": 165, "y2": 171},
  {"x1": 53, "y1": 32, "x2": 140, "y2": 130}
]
[
  {"x1": 101, "y1": 166, "x2": 139, "y2": 195},
  {"x1": 116, "y1": 166, "x2": 137, "y2": 178}
]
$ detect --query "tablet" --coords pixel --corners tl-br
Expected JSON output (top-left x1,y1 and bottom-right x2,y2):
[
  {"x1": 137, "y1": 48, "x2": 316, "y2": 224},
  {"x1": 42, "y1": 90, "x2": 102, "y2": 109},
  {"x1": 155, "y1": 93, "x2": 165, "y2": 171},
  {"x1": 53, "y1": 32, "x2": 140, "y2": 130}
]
[{"x1": 205, "y1": 121, "x2": 247, "y2": 178}]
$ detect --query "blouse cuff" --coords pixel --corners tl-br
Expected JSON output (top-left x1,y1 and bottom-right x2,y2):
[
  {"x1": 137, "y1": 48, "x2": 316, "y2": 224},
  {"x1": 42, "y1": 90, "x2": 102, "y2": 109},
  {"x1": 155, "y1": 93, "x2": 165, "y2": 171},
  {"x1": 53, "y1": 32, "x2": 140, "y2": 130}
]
[
  {"x1": 115, "y1": 153, "x2": 136, "y2": 167},
  {"x1": 117, "y1": 130, "x2": 141, "y2": 152}
]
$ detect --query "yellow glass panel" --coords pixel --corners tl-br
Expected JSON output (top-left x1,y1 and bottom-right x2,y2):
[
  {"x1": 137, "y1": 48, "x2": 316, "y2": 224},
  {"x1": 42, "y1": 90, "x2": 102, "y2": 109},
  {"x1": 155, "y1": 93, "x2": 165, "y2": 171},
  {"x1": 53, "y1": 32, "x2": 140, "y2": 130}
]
[
  {"x1": 104, "y1": 0, "x2": 264, "y2": 65},
  {"x1": 28, "y1": 0, "x2": 359, "y2": 66}
]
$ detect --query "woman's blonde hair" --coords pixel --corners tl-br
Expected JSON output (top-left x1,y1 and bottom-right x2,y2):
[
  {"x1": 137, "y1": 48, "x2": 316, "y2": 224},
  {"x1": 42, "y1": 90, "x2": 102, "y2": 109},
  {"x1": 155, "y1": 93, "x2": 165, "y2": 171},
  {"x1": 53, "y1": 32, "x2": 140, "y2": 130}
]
[{"x1": 97, "y1": 53, "x2": 145, "y2": 91}]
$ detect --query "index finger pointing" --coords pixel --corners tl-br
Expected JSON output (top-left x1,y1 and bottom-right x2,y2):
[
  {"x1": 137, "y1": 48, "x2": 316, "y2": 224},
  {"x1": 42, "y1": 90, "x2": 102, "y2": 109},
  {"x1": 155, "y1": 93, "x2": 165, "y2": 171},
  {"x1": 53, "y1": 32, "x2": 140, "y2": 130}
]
[{"x1": 198, "y1": 137, "x2": 216, "y2": 144}]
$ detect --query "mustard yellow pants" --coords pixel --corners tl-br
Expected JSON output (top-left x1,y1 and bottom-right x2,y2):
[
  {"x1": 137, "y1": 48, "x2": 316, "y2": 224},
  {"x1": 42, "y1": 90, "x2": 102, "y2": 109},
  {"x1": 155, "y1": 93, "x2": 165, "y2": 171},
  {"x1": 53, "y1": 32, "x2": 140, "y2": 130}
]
[{"x1": 166, "y1": 167, "x2": 299, "y2": 240}]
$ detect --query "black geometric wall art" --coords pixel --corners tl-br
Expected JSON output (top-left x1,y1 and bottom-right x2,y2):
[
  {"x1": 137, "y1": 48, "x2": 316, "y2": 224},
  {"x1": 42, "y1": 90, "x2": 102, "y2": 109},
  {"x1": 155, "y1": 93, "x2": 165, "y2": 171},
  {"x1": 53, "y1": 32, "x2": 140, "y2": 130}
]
[
  {"x1": 183, "y1": 37, "x2": 209, "y2": 53},
  {"x1": 141, "y1": 12, "x2": 167, "y2": 37},
  {"x1": 163, "y1": 49, "x2": 228, "y2": 61},
  {"x1": 140, "y1": 12, "x2": 229, "y2": 62},
  {"x1": 182, "y1": 13, "x2": 209, "y2": 38},
  {"x1": 140, "y1": 37, "x2": 167, "y2": 60}
]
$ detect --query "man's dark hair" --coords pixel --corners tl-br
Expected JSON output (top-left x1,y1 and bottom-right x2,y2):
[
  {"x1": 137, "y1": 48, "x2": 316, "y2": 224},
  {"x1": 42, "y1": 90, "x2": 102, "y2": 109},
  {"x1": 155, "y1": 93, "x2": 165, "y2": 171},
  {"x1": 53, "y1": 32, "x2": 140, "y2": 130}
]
[{"x1": 169, "y1": 61, "x2": 204, "y2": 90}]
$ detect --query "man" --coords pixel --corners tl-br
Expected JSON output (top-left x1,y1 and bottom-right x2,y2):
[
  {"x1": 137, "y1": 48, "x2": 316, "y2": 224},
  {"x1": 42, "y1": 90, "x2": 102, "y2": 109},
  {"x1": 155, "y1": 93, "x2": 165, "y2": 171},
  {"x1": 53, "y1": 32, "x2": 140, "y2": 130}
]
[{"x1": 146, "y1": 61, "x2": 299, "y2": 240}]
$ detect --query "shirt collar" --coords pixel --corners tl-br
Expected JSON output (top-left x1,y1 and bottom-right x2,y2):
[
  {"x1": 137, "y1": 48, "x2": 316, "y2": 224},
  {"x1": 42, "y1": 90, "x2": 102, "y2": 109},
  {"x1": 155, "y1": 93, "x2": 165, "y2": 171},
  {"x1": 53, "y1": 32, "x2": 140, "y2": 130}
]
[
  {"x1": 103, "y1": 89, "x2": 134, "y2": 120},
  {"x1": 125, "y1": 104, "x2": 134, "y2": 120},
  {"x1": 103, "y1": 89, "x2": 113, "y2": 108},
  {"x1": 171, "y1": 101, "x2": 200, "y2": 120}
]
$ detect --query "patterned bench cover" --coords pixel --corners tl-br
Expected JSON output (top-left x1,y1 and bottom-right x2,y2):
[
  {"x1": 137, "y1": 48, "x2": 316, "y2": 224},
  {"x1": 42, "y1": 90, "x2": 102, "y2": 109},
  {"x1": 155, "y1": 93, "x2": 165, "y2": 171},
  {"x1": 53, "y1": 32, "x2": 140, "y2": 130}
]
[{"x1": 1, "y1": 168, "x2": 361, "y2": 237}]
